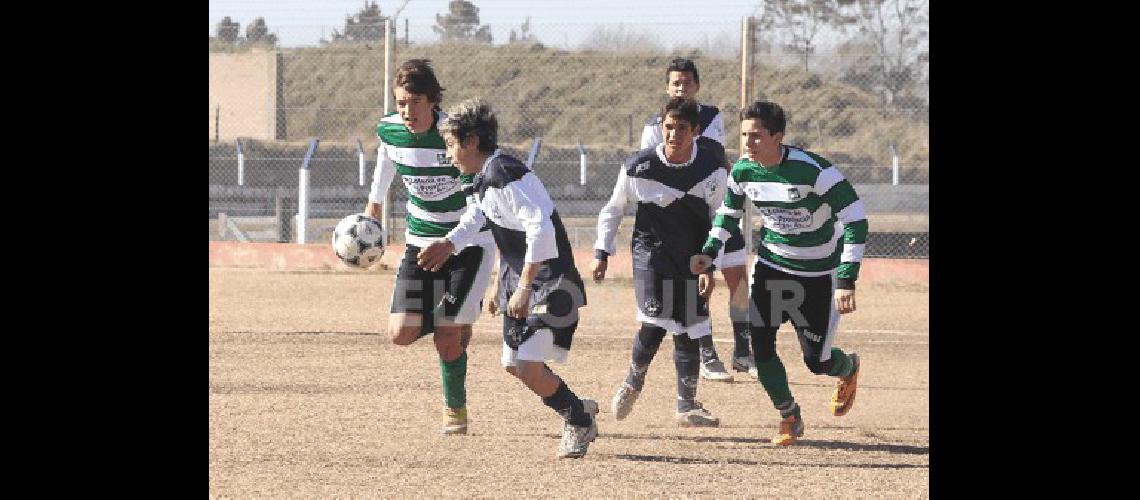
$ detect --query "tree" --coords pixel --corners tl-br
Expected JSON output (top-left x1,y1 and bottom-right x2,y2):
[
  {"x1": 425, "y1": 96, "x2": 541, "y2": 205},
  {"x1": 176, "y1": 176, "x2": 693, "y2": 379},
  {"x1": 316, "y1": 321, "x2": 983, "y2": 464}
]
[
  {"x1": 509, "y1": 16, "x2": 535, "y2": 44},
  {"x1": 836, "y1": 0, "x2": 929, "y2": 111},
  {"x1": 245, "y1": 17, "x2": 278, "y2": 47},
  {"x1": 433, "y1": 0, "x2": 493, "y2": 44},
  {"x1": 327, "y1": 1, "x2": 389, "y2": 44},
  {"x1": 763, "y1": 0, "x2": 854, "y2": 72},
  {"x1": 216, "y1": 16, "x2": 240, "y2": 43}
]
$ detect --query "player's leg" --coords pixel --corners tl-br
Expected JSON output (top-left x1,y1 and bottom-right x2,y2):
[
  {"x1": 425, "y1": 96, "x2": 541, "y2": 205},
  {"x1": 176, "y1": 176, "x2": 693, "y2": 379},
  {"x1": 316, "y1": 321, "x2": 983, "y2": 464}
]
[
  {"x1": 673, "y1": 275, "x2": 720, "y2": 426},
  {"x1": 673, "y1": 332, "x2": 721, "y2": 427},
  {"x1": 750, "y1": 264, "x2": 803, "y2": 445},
  {"x1": 722, "y1": 264, "x2": 756, "y2": 379},
  {"x1": 612, "y1": 323, "x2": 666, "y2": 419},
  {"x1": 388, "y1": 244, "x2": 438, "y2": 343},
  {"x1": 720, "y1": 228, "x2": 755, "y2": 378},
  {"x1": 501, "y1": 320, "x2": 597, "y2": 459},
  {"x1": 432, "y1": 242, "x2": 495, "y2": 435},
  {"x1": 613, "y1": 269, "x2": 669, "y2": 419},
  {"x1": 790, "y1": 272, "x2": 861, "y2": 417}
]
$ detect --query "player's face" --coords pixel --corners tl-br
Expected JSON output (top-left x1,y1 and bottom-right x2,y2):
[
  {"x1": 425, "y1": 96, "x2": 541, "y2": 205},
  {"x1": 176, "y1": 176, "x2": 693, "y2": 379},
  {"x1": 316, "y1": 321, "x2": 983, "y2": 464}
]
[
  {"x1": 393, "y1": 86, "x2": 436, "y2": 134},
  {"x1": 741, "y1": 118, "x2": 784, "y2": 163},
  {"x1": 662, "y1": 114, "x2": 697, "y2": 161},
  {"x1": 443, "y1": 132, "x2": 481, "y2": 175},
  {"x1": 666, "y1": 71, "x2": 699, "y2": 99}
]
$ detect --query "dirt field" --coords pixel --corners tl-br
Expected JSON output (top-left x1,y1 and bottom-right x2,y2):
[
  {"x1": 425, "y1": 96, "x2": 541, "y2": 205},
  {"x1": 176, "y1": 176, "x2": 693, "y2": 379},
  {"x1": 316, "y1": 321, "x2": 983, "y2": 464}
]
[{"x1": 209, "y1": 265, "x2": 928, "y2": 498}]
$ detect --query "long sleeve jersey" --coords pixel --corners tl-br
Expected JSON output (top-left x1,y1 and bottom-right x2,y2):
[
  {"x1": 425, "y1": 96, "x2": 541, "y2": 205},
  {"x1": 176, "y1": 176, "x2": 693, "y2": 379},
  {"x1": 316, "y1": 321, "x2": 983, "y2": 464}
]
[
  {"x1": 367, "y1": 110, "x2": 492, "y2": 248},
  {"x1": 701, "y1": 145, "x2": 869, "y2": 289},
  {"x1": 595, "y1": 139, "x2": 727, "y2": 277},
  {"x1": 640, "y1": 103, "x2": 726, "y2": 150}
]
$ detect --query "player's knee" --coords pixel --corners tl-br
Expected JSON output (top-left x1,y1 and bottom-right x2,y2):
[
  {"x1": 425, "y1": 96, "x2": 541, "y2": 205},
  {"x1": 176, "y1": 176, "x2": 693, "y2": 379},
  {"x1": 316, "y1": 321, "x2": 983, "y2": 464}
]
[
  {"x1": 389, "y1": 325, "x2": 419, "y2": 345},
  {"x1": 803, "y1": 355, "x2": 833, "y2": 375}
]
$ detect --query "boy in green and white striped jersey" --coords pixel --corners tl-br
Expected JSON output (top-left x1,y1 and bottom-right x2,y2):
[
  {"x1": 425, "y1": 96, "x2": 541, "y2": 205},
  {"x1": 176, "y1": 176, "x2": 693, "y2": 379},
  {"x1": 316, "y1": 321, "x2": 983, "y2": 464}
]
[
  {"x1": 362, "y1": 60, "x2": 496, "y2": 436},
  {"x1": 691, "y1": 101, "x2": 865, "y2": 446}
]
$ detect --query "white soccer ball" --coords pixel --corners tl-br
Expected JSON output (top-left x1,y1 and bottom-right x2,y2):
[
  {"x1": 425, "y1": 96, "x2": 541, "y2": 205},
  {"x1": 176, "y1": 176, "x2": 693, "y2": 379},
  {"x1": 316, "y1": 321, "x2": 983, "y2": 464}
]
[{"x1": 332, "y1": 213, "x2": 386, "y2": 268}]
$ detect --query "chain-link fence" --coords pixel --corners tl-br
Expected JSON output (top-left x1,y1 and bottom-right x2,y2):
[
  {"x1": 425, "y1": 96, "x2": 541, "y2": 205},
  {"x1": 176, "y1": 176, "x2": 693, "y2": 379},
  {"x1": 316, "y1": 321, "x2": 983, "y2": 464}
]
[{"x1": 210, "y1": 14, "x2": 928, "y2": 258}]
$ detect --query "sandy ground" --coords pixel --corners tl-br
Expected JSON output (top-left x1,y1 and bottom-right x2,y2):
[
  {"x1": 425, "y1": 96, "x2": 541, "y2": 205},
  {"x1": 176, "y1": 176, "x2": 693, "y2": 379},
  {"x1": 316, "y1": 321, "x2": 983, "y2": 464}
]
[{"x1": 209, "y1": 266, "x2": 928, "y2": 498}]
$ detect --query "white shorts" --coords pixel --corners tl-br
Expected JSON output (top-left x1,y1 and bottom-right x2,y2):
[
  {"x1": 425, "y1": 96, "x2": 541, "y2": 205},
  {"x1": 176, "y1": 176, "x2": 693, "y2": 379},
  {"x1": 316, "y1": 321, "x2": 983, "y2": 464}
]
[
  {"x1": 500, "y1": 327, "x2": 570, "y2": 367},
  {"x1": 720, "y1": 248, "x2": 748, "y2": 270}
]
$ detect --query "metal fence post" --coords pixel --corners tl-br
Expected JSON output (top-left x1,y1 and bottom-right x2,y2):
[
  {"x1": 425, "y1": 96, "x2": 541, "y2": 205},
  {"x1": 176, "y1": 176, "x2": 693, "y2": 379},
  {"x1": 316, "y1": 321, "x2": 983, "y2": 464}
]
[
  {"x1": 382, "y1": 17, "x2": 393, "y2": 247},
  {"x1": 890, "y1": 142, "x2": 900, "y2": 186},
  {"x1": 576, "y1": 139, "x2": 587, "y2": 186},
  {"x1": 297, "y1": 138, "x2": 319, "y2": 244},
  {"x1": 740, "y1": 16, "x2": 755, "y2": 256},
  {"x1": 235, "y1": 138, "x2": 244, "y2": 186},
  {"x1": 356, "y1": 138, "x2": 366, "y2": 187}
]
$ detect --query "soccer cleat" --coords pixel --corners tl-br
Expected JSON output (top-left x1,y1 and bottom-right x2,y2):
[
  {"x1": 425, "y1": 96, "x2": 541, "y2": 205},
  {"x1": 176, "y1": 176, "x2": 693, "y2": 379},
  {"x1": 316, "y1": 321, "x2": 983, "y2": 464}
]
[
  {"x1": 558, "y1": 399, "x2": 599, "y2": 459},
  {"x1": 676, "y1": 401, "x2": 721, "y2": 427},
  {"x1": 772, "y1": 414, "x2": 804, "y2": 446},
  {"x1": 700, "y1": 359, "x2": 734, "y2": 382},
  {"x1": 731, "y1": 355, "x2": 759, "y2": 380},
  {"x1": 611, "y1": 383, "x2": 641, "y2": 420},
  {"x1": 830, "y1": 353, "x2": 861, "y2": 417},
  {"x1": 442, "y1": 407, "x2": 468, "y2": 435}
]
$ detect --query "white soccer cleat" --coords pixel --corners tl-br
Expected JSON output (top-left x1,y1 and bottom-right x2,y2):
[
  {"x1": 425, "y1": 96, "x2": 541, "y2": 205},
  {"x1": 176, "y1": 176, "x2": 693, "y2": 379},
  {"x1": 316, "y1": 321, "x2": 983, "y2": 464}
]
[
  {"x1": 558, "y1": 399, "x2": 599, "y2": 459},
  {"x1": 700, "y1": 359, "x2": 734, "y2": 382},
  {"x1": 611, "y1": 383, "x2": 642, "y2": 420}
]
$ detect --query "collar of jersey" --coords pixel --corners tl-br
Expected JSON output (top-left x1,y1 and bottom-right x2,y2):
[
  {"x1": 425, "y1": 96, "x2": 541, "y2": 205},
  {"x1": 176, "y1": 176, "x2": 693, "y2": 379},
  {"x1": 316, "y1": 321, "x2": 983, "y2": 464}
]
[{"x1": 655, "y1": 139, "x2": 699, "y2": 168}]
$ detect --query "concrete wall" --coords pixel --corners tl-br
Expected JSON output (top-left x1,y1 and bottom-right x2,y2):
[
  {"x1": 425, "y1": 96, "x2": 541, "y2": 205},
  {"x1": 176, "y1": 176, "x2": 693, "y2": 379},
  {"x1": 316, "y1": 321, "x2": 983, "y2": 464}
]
[{"x1": 209, "y1": 50, "x2": 282, "y2": 141}]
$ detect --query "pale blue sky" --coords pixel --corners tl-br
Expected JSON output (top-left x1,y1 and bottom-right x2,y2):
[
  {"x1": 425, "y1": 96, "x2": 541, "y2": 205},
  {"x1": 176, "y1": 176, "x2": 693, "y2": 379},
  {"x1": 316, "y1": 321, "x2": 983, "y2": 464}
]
[{"x1": 209, "y1": 0, "x2": 770, "y2": 49}]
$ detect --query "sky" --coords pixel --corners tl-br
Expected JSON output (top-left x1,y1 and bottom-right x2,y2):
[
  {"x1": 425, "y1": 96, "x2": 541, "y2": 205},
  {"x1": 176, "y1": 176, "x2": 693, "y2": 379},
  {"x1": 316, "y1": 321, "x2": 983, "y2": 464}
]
[{"x1": 209, "y1": 0, "x2": 771, "y2": 49}]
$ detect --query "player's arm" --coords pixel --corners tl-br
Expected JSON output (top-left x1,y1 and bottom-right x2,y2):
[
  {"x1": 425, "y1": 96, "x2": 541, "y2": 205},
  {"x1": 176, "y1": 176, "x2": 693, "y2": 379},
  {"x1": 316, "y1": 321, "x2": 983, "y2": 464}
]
[
  {"x1": 639, "y1": 117, "x2": 660, "y2": 150},
  {"x1": 364, "y1": 144, "x2": 396, "y2": 219},
  {"x1": 704, "y1": 112, "x2": 727, "y2": 147},
  {"x1": 418, "y1": 183, "x2": 487, "y2": 271},
  {"x1": 817, "y1": 165, "x2": 868, "y2": 313},
  {"x1": 692, "y1": 169, "x2": 745, "y2": 274},
  {"x1": 592, "y1": 167, "x2": 633, "y2": 281},
  {"x1": 502, "y1": 175, "x2": 558, "y2": 319}
]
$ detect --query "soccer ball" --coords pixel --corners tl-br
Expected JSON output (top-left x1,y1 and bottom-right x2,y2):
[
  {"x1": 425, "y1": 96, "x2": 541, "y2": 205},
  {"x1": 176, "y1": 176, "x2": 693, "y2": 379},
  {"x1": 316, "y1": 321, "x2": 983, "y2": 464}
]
[{"x1": 332, "y1": 213, "x2": 386, "y2": 268}]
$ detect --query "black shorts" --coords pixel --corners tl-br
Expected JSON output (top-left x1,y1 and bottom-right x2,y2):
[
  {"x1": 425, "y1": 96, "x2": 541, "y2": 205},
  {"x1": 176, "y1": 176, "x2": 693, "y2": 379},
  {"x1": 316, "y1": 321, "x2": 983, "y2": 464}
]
[
  {"x1": 501, "y1": 277, "x2": 582, "y2": 351},
  {"x1": 633, "y1": 268, "x2": 710, "y2": 330},
  {"x1": 390, "y1": 243, "x2": 492, "y2": 335},
  {"x1": 724, "y1": 224, "x2": 745, "y2": 253},
  {"x1": 749, "y1": 262, "x2": 839, "y2": 359}
]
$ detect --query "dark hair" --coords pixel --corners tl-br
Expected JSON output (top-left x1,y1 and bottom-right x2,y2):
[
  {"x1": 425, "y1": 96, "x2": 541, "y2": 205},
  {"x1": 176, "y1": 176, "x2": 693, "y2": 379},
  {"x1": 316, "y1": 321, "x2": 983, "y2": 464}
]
[
  {"x1": 440, "y1": 99, "x2": 498, "y2": 154},
  {"x1": 666, "y1": 57, "x2": 700, "y2": 85},
  {"x1": 740, "y1": 101, "x2": 787, "y2": 135},
  {"x1": 661, "y1": 97, "x2": 700, "y2": 131},
  {"x1": 394, "y1": 59, "x2": 444, "y2": 109}
]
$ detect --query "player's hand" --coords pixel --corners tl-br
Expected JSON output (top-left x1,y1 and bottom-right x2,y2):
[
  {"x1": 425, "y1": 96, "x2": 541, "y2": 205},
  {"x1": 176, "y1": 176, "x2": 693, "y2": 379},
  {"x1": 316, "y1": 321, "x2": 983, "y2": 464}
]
[
  {"x1": 485, "y1": 277, "x2": 501, "y2": 316},
  {"x1": 363, "y1": 202, "x2": 382, "y2": 220},
  {"x1": 591, "y1": 259, "x2": 607, "y2": 282},
  {"x1": 417, "y1": 239, "x2": 455, "y2": 272},
  {"x1": 690, "y1": 254, "x2": 713, "y2": 275},
  {"x1": 836, "y1": 289, "x2": 856, "y2": 314},
  {"x1": 698, "y1": 272, "x2": 715, "y2": 299},
  {"x1": 508, "y1": 285, "x2": 531, "y2": 319}
]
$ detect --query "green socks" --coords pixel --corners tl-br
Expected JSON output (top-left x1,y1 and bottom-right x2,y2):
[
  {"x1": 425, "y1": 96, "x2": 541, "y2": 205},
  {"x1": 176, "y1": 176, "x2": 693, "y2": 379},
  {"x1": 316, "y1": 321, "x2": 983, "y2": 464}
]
[
  {"x1": 826, "y1": 348, "x2": 854, "y2": 377},
  {"x1": 440, "y1": 352, "x2": 468, "y2": 409},
  {"x1": 755, "y1": 355, "x2": 794, "y2": 410}
]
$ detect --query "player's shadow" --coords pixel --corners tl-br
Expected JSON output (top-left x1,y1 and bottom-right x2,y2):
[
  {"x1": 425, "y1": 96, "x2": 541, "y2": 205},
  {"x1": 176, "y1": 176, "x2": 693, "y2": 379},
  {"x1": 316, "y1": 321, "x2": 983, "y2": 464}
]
[
  {"x1": 539, "y1": 432, "x2": 928, "y2": 456},
  {"x1": 608, "y1": 454, "x2": 928, "y2": 469}
]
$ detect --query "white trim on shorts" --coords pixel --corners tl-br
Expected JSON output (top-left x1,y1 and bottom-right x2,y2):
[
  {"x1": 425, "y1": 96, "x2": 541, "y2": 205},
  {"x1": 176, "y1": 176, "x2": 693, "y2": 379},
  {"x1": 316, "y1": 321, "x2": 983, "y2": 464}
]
[
  {"x1": 634, "y1": 313, "x2": 712, "y2": 339},
  {"x1": 501, "y1": 327, "x2": 570, "y2": 367},
  {"x1": 819, "y1": 271, "x2": 841, "y2": 362},
  {"x1": 720, "y1": 249, "x2": 748, "y2": 269},
  {"x1": 451, "y1": 240, "x2": 497, "y2": 325}
]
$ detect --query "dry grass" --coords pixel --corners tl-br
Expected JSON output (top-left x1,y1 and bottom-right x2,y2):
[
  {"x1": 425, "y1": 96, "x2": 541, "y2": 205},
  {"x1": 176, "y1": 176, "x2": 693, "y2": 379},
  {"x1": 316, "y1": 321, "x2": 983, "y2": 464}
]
[{"x1": 210, "y1": 265, "x2": 928, "y2": 497}]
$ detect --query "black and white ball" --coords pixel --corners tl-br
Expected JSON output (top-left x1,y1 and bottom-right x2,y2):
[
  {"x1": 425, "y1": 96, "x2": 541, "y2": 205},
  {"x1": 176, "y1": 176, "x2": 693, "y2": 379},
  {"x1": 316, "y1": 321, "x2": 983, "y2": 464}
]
[{"x1": 332, "y1": 213, "x2": 386, "y2": 268}]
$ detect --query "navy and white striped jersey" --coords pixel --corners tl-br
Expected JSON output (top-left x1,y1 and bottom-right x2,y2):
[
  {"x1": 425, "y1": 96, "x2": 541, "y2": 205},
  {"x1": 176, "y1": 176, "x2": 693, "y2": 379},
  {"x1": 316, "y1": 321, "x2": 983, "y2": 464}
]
[
  {"x1": 639, "y1": 103, "x2": 726, "y2": 151},
  {"x1": 595, "y1": 140, "x2": 728, "y2": 276},
  {"x1": 447, "y1": 150, "x2": 586, "y2": 304}
]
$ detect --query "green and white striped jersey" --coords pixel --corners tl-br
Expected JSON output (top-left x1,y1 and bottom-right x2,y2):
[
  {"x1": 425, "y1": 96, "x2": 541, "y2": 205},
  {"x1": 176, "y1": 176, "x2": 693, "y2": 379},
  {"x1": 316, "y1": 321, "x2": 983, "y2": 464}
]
[
  {"x1": 367, "y1": 111, "x2": 491, "y2": 248},
  {"x1": 701, "y1": 146, "x2": 868, "y2": 286}
]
